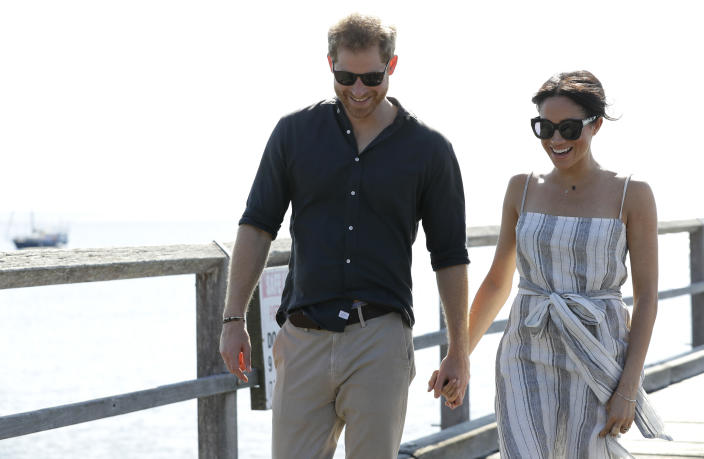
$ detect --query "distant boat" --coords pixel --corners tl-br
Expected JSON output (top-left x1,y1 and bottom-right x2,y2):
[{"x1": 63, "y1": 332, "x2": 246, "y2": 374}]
[
  {"x1": 10, "y1": 213, "x2": 69, "y2": 249},
  {"x1": 13, "y1": 230, "x2": 68, "y2": 249}
]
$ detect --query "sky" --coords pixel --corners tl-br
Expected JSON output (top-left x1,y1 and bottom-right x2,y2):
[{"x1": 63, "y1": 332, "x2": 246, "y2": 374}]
[{"x1": 1, "y1": 0, "x2": 702, "y2": 228}]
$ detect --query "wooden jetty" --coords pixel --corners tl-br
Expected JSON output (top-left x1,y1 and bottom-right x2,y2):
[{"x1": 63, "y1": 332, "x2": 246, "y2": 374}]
[
  {"x1": 1, "y1": 218, "x2": 703, "y2": 458},
  {"x1": 621, "y1": 372, "x2": 704, "y2": 458}
]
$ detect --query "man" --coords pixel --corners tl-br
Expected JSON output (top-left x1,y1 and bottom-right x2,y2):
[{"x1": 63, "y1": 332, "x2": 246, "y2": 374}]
[{"x1": 220, "y1": 13, "x2": 469, "y2": 459}]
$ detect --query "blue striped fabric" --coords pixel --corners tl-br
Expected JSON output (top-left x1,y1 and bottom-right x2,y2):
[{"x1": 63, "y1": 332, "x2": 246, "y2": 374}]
[{"x1": 495, "y1": 210, "x2": 671, "y2": 458}]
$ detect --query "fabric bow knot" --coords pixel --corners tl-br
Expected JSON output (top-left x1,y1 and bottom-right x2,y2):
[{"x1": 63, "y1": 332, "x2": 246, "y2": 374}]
[
  {"x1": 515, "y1": 278, "x2": 672, "y2": 451},
  {"x1": 523, "y1": 290, "x2": 609, "y2": 339}
]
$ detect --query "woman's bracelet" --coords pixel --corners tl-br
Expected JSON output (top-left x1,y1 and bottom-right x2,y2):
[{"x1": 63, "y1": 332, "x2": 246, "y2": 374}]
[
  {"x1": 223, "y1": 315, "x2": 246, "y2": 324},
  {"x1": 615, "y1": 390, "x2": 636, "y2": 403}
]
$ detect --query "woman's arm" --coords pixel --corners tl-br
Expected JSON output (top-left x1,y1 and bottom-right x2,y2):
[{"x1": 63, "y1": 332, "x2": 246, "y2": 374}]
[
  {"x1": 466, "y1": 174, "x2": 522, "y2": 354},
  {"x1": 428, "y1": 174, "x2": 523, "y2": 401},
  {"x1": 620, "y1": 180, "x2": 658, "y2": 395},
  {"x1": 600, "y1": 179, "x2": 658, "y2": 437}
]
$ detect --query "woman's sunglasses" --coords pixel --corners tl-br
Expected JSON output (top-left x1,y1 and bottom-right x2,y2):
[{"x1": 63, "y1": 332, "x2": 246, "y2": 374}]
[
  {"x1": 332, "y1": 60, "x2": 389, "y2": 87},
  {"x1": 531, "y1": 116, "x2": 597, "y2": 140}
]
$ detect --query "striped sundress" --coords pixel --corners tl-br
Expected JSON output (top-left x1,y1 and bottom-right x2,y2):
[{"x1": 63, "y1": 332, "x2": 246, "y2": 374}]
[{"x1": 495, "y1": 174, "x2": 671, "y2": 458}]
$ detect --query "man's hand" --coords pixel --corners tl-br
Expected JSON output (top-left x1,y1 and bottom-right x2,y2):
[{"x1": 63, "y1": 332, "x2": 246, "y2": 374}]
[
  {"x1": 427, "y1": 352, "x2": 469, "y2": 409},
  {"x1": 220, "y1": 322, "x2": 252, "y2": 382},
  {"x1": 219, "y1": 224, "x2": 272, "y2": 383}
]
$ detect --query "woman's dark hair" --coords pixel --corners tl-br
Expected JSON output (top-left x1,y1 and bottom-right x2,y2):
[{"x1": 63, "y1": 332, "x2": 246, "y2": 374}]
[{"x1": 532, "y1": 70, "x2": 616, "y2": 120}]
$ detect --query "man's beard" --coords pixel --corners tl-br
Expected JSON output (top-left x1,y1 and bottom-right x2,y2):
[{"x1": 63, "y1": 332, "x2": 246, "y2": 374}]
[{"x1": 335, "y1": 85, "x2": 387, "y2": 121}]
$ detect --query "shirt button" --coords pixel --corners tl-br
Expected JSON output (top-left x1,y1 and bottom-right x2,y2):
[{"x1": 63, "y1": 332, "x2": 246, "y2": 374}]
[
  {"x1": 350, "y1": 191, "x2": 356, "y2": 196},
  {"x1": 346, "y1": 259, "x2": 351, "y2": 264},
  {"x1": 346, "y1": 129, "x2": 351, "y2": 134},
  {"x1": 354, "y1": 157, "x2": 360, "y2": 162},
  {"x1": 348, "y1": 226, "x2": 354, "y2": 231}
]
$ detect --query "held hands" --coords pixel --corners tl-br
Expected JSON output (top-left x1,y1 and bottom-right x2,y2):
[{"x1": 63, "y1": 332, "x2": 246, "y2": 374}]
[
  {"x1": 426, "y1": 353, "x2": 470, "y2": 410},
  {"x1": 219, "y1": 321, "x2": 252, "y2": 382},
  {"x1": 427, "y1": 370, "x2": 462, "y2": 409},
  {"x1": 599, "y1": 389, "x2": 636, "y2": 438}
]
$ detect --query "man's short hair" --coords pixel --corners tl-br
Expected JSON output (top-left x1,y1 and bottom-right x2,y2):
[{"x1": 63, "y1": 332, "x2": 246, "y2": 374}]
[{"x1": 328, "y1": 13, "x2": 397, "y2": 63}]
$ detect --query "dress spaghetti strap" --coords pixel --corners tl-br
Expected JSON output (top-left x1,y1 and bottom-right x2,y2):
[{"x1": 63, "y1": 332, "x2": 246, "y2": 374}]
[
  {"x1": 618, "y1": 174, "x2": 633, "y2": 220},
  {"x1": 520, "y1": 172, "x2": 533, "y2": 214}
]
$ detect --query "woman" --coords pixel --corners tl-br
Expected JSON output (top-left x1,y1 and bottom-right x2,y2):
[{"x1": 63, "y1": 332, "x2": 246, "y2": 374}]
[{"x1": 431, "y1": 71, "x2": 671, "y2": 457}]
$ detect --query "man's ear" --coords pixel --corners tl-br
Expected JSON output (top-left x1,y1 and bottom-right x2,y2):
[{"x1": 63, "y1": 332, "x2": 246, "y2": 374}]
[
  {"x1": 387, "y1": 55, "x2": 398, "y2": 75},
  {"x1": 327, "y1": 54, "x2": 333, "y2": 72}
]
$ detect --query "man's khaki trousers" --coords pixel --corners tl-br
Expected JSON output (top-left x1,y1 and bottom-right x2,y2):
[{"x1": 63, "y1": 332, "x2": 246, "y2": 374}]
[{"x1": 272, "y1": 311, "x2": 416, "y2": 459}]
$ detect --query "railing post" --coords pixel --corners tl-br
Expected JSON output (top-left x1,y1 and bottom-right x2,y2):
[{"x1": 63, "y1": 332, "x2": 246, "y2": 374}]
[
  {"x1": 691, "y1": 224, "x2": 704, "y2": 347},
  {"x1": 247, "y1": 286, "x2": 268, "y2": 409},
  {"x1": 196, "y1": 260, "x2": 237, "y2": 458},
  {"x1": 439, "y1": 300, "x2": 469, "y2": 429}
]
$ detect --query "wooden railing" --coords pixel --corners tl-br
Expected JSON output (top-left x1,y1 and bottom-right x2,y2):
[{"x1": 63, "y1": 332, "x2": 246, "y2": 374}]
[{"x1": 1, "y1": 219, "x2": 703, "y2": 458}]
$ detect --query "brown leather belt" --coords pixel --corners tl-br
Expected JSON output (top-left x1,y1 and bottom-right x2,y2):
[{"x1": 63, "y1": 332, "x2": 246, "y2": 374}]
[{"x1": 287, "y1": 303, "x2": 392, "y2": 329}]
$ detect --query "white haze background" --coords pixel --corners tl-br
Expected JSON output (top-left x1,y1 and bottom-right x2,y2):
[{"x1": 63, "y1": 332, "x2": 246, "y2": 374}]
[{"x1": 2, "y1": 1, "x2": 702, "y2": 226}]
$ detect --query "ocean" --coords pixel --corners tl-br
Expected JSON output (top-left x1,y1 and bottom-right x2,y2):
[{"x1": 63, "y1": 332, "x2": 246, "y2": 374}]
[{"x1": 0, "y1": 219, "x2": 694, "y2": 458}]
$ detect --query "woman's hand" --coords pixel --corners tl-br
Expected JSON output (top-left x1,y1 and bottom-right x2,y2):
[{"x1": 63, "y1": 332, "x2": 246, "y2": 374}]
[{"x1": 599, "y1": 390, "x2": 636, "y2": 438}]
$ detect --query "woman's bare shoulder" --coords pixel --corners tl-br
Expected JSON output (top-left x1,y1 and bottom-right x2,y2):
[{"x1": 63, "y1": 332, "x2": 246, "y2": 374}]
[
  {"x1": 501, "y1": 173, "x2": 534, "y2": 216},
  {"x1": 622, "y1": 176, "x2": 656, "y2": 225},
  {"x1": 507, "y1": 173, "x2": 532, "y2": 189}
]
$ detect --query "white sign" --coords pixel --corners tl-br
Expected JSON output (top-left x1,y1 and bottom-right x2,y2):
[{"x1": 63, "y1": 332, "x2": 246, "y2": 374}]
[{"x1": 258, "y1": 265, "x2": 288, "y2": 409}]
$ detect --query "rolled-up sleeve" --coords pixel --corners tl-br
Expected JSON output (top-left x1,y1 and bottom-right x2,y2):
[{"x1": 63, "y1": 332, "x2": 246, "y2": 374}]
[
  {"x1": 239, "y1": 118, "x2": 290, "y2": 239},
  {"x1": 421, "y1": 141, "x2": 470, "y2": 271}
]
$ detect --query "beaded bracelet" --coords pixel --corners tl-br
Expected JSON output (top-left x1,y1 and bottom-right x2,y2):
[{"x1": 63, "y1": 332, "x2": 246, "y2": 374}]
[
  {"x1": 615, "y1": 390, "x2": 636, "y2": 403},
  {"x1": 222, "y1": 316, "x2": 246, "y2": 324}
]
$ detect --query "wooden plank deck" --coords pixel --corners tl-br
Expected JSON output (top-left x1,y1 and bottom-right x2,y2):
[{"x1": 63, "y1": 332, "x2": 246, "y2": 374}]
[
  {"x1": 620, "y1": 372, "x2": 704, "y2": 458},
  {"x1": 482, "y1": 373, "x2": 704, "y2": 458}
]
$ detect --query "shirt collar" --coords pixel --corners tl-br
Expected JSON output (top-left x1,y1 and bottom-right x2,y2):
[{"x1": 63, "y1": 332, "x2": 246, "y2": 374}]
[{"x1": 332, "y1": 96, "x2": 415, "y2": 124}]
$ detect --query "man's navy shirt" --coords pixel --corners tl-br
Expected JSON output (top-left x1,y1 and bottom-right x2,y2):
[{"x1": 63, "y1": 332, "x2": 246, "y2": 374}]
[{"x1": 240, "y1": 97, "x2": 469, "y2": 330}]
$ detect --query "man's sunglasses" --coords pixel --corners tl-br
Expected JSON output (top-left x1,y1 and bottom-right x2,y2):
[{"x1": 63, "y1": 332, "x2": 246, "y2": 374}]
[
  {"x1": 531, "y1": 116, "x2": 597, "y2": 140},
  {"x1": 332, "y1": 60, "x2": 390, "y2": 87}
]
